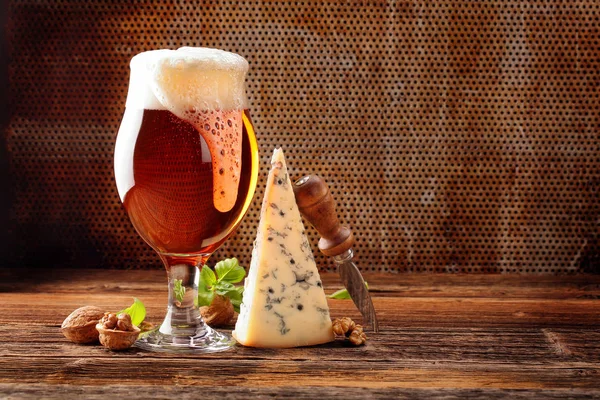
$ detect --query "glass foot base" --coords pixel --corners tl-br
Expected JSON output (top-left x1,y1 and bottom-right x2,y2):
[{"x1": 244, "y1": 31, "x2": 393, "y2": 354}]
[{"x1": 135, "y1": 325, "x2": 235, "y2": 353}]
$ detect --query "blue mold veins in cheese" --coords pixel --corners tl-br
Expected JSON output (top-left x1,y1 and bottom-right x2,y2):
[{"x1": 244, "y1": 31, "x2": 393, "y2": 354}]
[{"x1": 233, "y1": 148, "x2": 334, "y2": 348}]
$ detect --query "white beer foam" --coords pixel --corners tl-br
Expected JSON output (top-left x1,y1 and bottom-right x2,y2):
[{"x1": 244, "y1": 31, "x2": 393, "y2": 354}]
[{"x1": 125, "y1": 47, "x2": 249, "y2": 112}]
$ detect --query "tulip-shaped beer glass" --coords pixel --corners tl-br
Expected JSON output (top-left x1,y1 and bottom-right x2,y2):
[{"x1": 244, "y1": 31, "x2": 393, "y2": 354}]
[{"x1": 114, "y1": 48, "x2": 258, "y2": 352}]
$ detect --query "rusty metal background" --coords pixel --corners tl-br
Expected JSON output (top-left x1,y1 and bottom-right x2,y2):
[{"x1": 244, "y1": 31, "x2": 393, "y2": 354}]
[{"x1": 4, "y1": 1, "x2": 600, "y2": 273}]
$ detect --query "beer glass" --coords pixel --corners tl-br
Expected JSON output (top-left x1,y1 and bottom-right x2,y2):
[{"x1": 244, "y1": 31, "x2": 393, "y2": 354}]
[{"x1": 114, "y1": 48, "x2": 258, "y2": 352}]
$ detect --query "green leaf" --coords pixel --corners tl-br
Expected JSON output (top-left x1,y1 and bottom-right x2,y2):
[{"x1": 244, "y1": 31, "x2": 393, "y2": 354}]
[
  {"x1": 327, "y1": 282, "x2": 369, "y2": 300},
  {"x1": 118, "y1": 297, "x2": 146, "y2": 327},
  {"x1": 197, "y1": 259, "x2": 246, "y2": 312},
  {"x1": 174, "y1": 279, "x2": 186, "y2": 303},
  {"x1": 215, "y1": 281, "x2": 235, "y2": 295},
  {"x1": 226, "y1": 289, "x2": 243, "y2": 313},
  {"x1": 214, "y1": 258, "x2": 246, "y2": 284},
  {"x1": 197, "y1": 285, "x2": 215, "y2": 307},
  {"x1": 226, "y1": 288, "x2": 243, "y2": 304},
  {"x1": 199, "y1": 265, "x2": 217, "y2": 288},
  {"x1": 327, "y1": 288, "x2": 352, "y2": 299}
]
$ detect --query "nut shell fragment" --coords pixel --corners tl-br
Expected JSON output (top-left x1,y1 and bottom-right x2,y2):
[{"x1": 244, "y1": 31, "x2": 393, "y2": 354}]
[
  {"x1": 61, "y1": 306, "x2": 105, "y2": 344},
  {"x1": 96, "y1": 324, "x2": 141, "y2": 351}
]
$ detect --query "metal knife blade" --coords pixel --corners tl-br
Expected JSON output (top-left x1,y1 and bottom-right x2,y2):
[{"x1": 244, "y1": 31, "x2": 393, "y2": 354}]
[
  {"x1": 292, "y1": 174, "x2": 379, "y2": 332},
  {"x1": 335, "y1": 250, "x2": 379, "y2": 332}
]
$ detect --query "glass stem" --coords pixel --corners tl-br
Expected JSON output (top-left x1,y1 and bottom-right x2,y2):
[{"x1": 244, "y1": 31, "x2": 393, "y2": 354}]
[
  {"x1": 159, "y1": 259, "x2": 206, "y2": 338},
  {"x1": 134, "y1": 254, "x2": 233, "y2": 352}
]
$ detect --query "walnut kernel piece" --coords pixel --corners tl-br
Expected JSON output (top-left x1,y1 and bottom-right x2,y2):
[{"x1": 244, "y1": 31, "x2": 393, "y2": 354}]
[
  {"x1": 100, "y1": 313, "x2": 118, "y2": 329},
  {"x1": 61, "y1": 306, "x2": 105, "y2": 344},
  {"x1": 200, "y1": 295, "x2": 234, "y2": 327},
  {"x1": 96, "y1": 323, "x2": 140, "y2": 351},
  {"x1": 331, "y1": 317, "x2": 356, "y2": 337},
  {"x1": 348, "y1": 324, "x2": 367, "y2": 346},
  {"x1": 138, "y1": 320, "x2": 156, "y2": 333},
  {"x1": 116, "y1": 313, "x2": 134, "y2": 331},
  {"x1": 332, "y1": 317, "x2": 367, "y2": 346}
]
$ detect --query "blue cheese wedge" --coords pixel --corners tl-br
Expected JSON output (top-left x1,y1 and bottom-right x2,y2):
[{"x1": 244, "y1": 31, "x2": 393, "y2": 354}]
[{"x1": 233, "y1": 148, "x2": 334, "y2": 348}]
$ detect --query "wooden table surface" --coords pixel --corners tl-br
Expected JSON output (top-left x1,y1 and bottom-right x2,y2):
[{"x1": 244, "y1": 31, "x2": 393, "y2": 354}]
[{"x1": 1, "y1": 269, "x2": 600, "y2": 399}]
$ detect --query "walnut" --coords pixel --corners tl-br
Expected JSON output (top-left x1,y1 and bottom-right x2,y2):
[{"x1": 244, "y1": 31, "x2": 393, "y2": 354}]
[
  {"x1": 332, "y1": 317, "x2": 356, "y2": 336},
  {"x1": 200, "y1": 295, "x2": 234, "y2": 327},
  {"x1": 96, "y1": 312, "x2": 138, "y2": 350},
  {"x1": 100, "y1": 312, "x2": 134, "y2": 331},
  {"x1": 116, "y1": 313, "x2": 134, "y2": 331},
  {"x1": 138, "y1": 320, "x2": 156, "y2": 333},
  {"x1": 100, "y1": 313, "x2": 118, "y2": 329},
  {"x1": 61, "y1": 306, "x2": 105, "y2": 344},
  {"x1": 348, "y1": 325, "x2": 367, "y2": 346},
  {"x1": 331, "y1": 317, "x2": 367, "y2": 346},
  {"x1": 96, "y1": 319, "x2": 140, "y2": 351}
]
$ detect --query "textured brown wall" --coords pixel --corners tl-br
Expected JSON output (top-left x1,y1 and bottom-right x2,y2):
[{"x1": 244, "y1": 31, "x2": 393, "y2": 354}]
[
  {"x1": 1, "y1": 0, "x2": 12, "y2": 265},
  {"x1": 4, "y1": 1, "x2": 600, "y2": 273}
]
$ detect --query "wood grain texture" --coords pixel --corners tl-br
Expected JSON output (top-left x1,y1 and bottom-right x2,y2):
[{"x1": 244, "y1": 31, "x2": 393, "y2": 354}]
[
  {"x1": 2, "y1": 384, "x2": 600, "y2": 400},
  {"x1": 1, "y1": 270, "x2": 600, "y2": 398}
]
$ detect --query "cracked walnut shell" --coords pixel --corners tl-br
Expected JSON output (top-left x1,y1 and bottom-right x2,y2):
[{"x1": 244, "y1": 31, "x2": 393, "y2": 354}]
[{"x1": 96, "y1": 323, "x2": 140, "y2": 351}]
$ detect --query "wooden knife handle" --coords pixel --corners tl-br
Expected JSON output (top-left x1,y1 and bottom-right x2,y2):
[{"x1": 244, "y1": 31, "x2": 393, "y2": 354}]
[{"x1": 293, "y1": 175, "x2": 354, "y2": 257}]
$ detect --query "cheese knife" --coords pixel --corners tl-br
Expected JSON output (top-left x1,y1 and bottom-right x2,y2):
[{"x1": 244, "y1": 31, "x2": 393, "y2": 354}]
[{"x1": 293, "y1": 175, "x2": 379, "y2": 332}]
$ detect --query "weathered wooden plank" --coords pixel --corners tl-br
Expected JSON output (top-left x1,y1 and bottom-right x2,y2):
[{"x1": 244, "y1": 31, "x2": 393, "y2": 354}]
[
  {"x1": 1, "y1": 326, "x2": 599, "y2": 364},
  {"x1": 1, "y1": 384, "x2": 599, "y2": 400},
  {"x1": 0, "y1": 356, "x2": 599, "y2": 389},
  {"x1": 3, "y1": 270, "x2": 600, "y2": 299},
  {"x1": 1, "y1": 293, "x2": 599, "y2": 328},
  {"x1": 1, "y1": 270, "x2": 599, "y2": 396}
]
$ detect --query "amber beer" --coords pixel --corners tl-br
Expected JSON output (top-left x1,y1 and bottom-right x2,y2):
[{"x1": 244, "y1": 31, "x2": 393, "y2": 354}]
[{"x1": 114, "y1": 48, "x2": 258, "y2": 259}]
